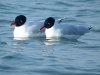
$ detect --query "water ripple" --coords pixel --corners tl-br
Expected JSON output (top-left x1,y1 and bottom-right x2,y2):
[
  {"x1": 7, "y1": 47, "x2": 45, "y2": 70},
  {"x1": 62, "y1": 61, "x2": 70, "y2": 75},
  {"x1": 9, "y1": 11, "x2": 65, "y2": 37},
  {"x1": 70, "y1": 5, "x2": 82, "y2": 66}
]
[
  {"x1": 0, "y1": 0, "x2": 100, "y2": 75},
  {"x1": 31, "y1": 7, "x2": 67, "y2": 12},
  {"x1": 92, "y1": 29, "x2": 100, "y2": 33},
  {"x1": 0, "y1": 19, "x2": 11, "y2": 23},
  {"x1": 55, "y1": 1, "x2": 76, "y2": 7},
  {"x1": 0, "y1": 41, "x2": 7, "y2": 47},
  {"x1": 30, "y1": 69, "x2": 67, "y2": 75},
  {"x1": 2, "y1": 53, "x2": 24, "y2": 60},
  {"x1": 77, "y1": 45, "x2": 100, "y2": 50},
  {"x1": 0, "y1": 65, "x2": 18, "y2": 71},
  {"x1": 76, "y1": 0, "x2": 97, "y2": 3},
  {"x1": 0, "y1": 3, "x2": 14, "y2": 10}
]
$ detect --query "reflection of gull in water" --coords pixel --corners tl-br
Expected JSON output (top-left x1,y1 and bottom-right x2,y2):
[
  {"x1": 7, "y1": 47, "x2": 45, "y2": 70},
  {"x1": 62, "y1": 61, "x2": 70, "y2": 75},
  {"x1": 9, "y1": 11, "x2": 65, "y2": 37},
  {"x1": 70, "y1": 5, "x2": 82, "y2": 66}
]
[
  {"x1": 44, "y1": 38, "x2": 61, "y2": 45},
  {"x1": 14, "y1": 37, "x2": 31, "y2": 40},
  {"x1": 44, "y1": 41, "x2": 56, "y2": 45},
  {"x1": 44, "y1": 37, "x2": 86, "y2": 46}
]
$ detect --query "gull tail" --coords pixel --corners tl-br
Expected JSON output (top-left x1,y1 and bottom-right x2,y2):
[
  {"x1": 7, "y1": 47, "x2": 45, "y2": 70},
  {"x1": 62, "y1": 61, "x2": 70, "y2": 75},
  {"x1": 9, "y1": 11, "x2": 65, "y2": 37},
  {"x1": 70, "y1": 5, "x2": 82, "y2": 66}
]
[
  {"x1": 88, "y1": 26, "x2": 92, "y2": 30},
  {"x1": 57, "y1": 17, "x2": 67, "y2": 23}
]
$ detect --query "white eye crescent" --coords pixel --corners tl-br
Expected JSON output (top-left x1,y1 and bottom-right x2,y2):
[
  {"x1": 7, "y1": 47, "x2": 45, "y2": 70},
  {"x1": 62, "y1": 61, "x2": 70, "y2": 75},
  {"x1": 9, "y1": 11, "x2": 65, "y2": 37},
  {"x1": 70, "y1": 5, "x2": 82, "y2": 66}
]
[
  {"x1": 47, "y1": 23, "x2": 50, "y2": 25},
  {"x1": 20, "y1": 20, "x2": 23, "y2": 23}
]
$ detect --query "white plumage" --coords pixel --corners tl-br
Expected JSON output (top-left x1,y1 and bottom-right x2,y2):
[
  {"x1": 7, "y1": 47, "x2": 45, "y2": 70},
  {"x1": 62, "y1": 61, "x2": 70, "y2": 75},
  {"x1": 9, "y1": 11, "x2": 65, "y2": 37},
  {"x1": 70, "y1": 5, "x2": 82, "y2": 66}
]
[
  {"x1": 45, "y1": 23, "x2": 90, "y2": 40},
  {"x1": 42, "y1": 17, "x2": 91, "y2": 40},
  {"x1": 11, "y1": 15, "x2": 45, "y2": 39},
  {"x1": 13, "y1": 21, "x2": 45, "y2": 40}
]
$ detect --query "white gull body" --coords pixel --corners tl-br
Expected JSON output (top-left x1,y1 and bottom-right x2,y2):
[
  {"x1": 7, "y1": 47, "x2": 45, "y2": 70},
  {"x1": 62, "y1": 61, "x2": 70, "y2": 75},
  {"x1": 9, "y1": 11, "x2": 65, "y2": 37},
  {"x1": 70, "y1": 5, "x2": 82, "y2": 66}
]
[
  {"x1": 13, "y1": 21, "x2": 44, "y2": 39},
  {"x1": 45, "y1": 22, "x2": 90, "y2": 40}
]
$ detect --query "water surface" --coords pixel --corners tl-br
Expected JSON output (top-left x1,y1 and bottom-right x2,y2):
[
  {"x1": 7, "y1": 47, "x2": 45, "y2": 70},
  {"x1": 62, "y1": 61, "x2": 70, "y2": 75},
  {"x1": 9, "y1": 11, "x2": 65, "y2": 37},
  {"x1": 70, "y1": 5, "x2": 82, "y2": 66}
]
[{"x1": 0, "y1": 0, "x2": 100, "y2": 75}]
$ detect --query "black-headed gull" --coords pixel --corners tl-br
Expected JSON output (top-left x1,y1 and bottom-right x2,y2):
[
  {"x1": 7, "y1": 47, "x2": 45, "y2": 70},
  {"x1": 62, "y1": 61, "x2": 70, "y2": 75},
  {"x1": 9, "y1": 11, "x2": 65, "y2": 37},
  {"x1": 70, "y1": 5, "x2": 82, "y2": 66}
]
[
  {"x1": 11, "y1": 15, "x2": 45, "y2": 39},
  {"x1": 40, "y1": 17, "x2": 92, "y2": 40}
]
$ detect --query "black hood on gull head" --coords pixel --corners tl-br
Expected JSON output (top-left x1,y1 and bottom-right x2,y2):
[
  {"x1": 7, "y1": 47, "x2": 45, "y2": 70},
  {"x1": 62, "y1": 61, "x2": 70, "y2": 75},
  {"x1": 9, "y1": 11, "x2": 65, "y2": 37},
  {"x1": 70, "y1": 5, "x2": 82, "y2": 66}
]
[
  {"x1": 44, "y1": 17, "x2": 55, "y2": 28},
  {"x1": 15, "y1": 15, "x2": 26, "y2": 27}
]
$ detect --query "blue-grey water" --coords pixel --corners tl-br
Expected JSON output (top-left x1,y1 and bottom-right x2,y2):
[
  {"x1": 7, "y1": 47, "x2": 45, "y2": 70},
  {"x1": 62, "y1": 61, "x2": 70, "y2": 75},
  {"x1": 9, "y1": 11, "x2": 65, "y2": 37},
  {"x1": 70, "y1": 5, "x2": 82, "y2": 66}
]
[{"x1": 0, "y1": 0, "x2": 100, "y2": 75}]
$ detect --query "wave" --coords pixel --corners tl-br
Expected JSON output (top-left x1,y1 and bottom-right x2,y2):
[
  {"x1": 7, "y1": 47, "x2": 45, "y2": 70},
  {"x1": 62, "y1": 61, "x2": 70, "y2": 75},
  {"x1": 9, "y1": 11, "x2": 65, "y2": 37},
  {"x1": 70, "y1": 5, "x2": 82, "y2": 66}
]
[
  {"x1": 55, "y1": 1, "x2": 76, "y2": 7},
  {"x1": 0, "y1": 3, "x2": 15, "y2": 10},
  {"x1": 92, "y1": 29, "x2": 100, "y2": 33},
  {"x1": 2, "y1": 53, "x2": 24, "y2": 60},
  {"x1": 0, "y1": 65, "x2": 18, "y2": 71},
  {"x1": 0, "y1": 19, "x2": 11, "y2": 24}
]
